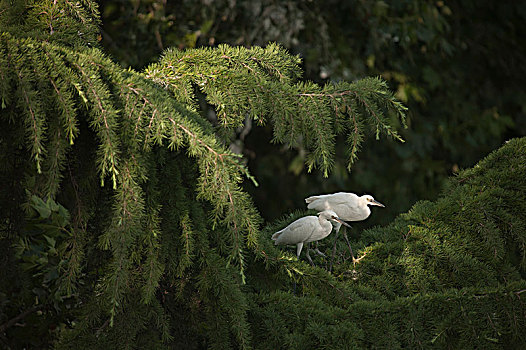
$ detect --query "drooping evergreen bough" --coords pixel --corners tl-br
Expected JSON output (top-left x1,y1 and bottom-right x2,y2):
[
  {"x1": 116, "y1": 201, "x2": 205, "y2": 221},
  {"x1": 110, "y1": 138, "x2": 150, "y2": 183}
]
[{"x1": 0, "y1": 1, "x2": 524, "y2": 349}]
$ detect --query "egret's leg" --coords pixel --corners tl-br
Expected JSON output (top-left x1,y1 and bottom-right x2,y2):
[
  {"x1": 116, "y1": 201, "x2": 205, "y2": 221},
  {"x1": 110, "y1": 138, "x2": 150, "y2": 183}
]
[
  {"x1": 305, "y1": 243, "x2": 314, "y2": 266},
  {"x1": 341, "y1": 226, "x2": 355, "y2": 261},
  {"x1": 312, "y1": 241, "x2": 326, "y2": 257},
  {"x1": 296, "y1": 242, "x2": 304, "y2": 258},
  {"x1": 314, "y1": 247, "x2": 326, "y2": 257},
  {"x1": 341, "y1": 227, "x2": 366, "y2": 265},
  {"x1": 329, "y1": 227, "x2": 340, "y2": 272}
]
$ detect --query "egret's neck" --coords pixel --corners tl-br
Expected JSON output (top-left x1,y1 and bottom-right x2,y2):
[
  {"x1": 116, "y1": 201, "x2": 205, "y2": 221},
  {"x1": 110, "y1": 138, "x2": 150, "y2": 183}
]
[
  {"x1": 364, "y1": 205, "x2": 371, "y2": 216},
  {"x1": 318, "y1": 216, "x2": 333, "y2": 230}
]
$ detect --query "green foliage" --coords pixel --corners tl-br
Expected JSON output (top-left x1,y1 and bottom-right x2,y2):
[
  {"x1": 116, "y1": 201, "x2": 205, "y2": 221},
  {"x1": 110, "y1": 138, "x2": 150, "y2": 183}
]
[
  {"x1": 249, "y1": 282, "x2": 526, "y2": 350},
  {"x1": 97, "y1": 0, "x2": 526, "y2": 224},
  {"x1": 0, "y1": 0, "x2": 100, "y2": 48},
  {"x1": 15, "y1": 195, "x2": 74, "y2": 298},
  {"x1": 0, "y1": 195, "x2": 78, "y2": 348},
  {"x1": 246, "y1": 138, "x2": 526, "y2": 349},
  {"x1": 1, "y1": 1, "x2": 525, "y2": 349},
  {"x1": 353, "y1": 138, "x2": 526, "y2": 299},
  {"x1": 0, "y1": 1, "x2": 405, "y2": 348},
  {"x1": 146, "y1": 45, "x2": 406, "y2": 175}
]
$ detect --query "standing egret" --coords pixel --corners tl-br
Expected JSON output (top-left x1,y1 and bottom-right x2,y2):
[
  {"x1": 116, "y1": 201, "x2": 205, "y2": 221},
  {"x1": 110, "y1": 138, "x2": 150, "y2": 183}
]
[
  {"x1": 272, "y1": 210, "x2": 351, "y2": 265},
  {"x1": 305, "y1": 192, "x2": 384, "y2": 269}
]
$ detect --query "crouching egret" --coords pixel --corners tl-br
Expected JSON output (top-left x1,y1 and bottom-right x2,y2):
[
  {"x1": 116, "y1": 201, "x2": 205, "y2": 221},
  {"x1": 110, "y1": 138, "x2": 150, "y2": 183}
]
[
  {"x1": 305, "y1": 192, "x2": 384, "y2": 269},
  {"x1": 272, "y1": 210, "x2": 351, "y2": 265}
]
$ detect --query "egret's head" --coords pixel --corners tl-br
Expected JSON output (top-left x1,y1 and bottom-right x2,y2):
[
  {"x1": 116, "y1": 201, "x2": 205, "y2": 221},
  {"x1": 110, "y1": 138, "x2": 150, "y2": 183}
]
[
  {"x1": 363, "y1": 194, "x2": 385, "y2": 207},
  {"x1": 318, "y1": 210, "x2": 351, "y2": 228}
]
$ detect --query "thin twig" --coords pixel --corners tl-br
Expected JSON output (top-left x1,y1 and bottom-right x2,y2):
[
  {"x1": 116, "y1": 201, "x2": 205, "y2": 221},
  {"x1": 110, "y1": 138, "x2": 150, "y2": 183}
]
[{"x1": 0, "y1": 305, "x2": 44, "y2": 333}]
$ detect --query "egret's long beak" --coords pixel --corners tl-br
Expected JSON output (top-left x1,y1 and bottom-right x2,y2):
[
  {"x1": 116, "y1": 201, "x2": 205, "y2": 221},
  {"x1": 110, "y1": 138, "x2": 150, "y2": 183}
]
[
  {"x1": 372, "y1": 200, "x2": 385, "y2": 207},
  {"x1": 333, "y1": 216, "x2": 351, "y2": 228}
]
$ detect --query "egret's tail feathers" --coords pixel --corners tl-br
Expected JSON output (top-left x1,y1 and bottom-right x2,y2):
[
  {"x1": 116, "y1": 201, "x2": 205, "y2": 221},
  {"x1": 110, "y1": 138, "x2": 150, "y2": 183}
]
[
  {"x1": 271, "y1": 231, "x2": 281, "y2": 243},
  {"x1": 305, "y1": 195, "x2": 317, "y2": 204},
  {"x1": 306, "y1": 196, "x2": 322, "y2": 210}
]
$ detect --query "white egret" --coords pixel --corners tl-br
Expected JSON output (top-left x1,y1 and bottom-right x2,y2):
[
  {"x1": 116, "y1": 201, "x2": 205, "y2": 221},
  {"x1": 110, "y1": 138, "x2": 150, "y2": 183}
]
[
  {"x1": 272, "y1": 210, "x2": 351, "y2": 265},
  {"x1": 305, "y1": 192, "x2": 385, "y2": 269}
]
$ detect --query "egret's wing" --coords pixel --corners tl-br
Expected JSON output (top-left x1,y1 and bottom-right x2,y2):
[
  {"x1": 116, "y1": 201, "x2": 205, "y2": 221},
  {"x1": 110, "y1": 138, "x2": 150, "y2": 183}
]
[
  {"x1": 305, "y1": 220, "x2": 333, "y2": 242},
  {"x1": 305, "y1": 194, "x2": 332, "y2": 210},
  {"x1": 306, "y1": 192, "x2": 345, "y2": 202},
  {"x1": 306, "y1": 192, "x2": 357, "y2": 210},
  {"x1": 326, "y1": 192, "x2": 357, "y2": 204},
  {"x1": 273, "y1": 216, "x2": 317, "y2": 245},
  {"x1": 305, "y1": 193, "x2": 334, "y2": 204}
]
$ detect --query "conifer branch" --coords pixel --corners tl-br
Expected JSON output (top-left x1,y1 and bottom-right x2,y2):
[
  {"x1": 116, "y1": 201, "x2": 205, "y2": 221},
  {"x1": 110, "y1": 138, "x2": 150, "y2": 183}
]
[
  {"x1": 351, "y1": 90, "x2": 402, "y2": 141},
  {"x1": 124, "y1": 80, "x2": 260, "y2": 276},
  {"x1": 60, "y1": 225, "x2": 84, "y2": 295},
  {"x1": 148, "y1": 45, "x2": 406, "y2": 175},
  {"x1": 0, "y1": 42, "x2": 10, "y2": 106},
  {"x1": 347, "y1": 110, "x2": 363, "y2": 168},
  {"x1": 43, "y1": 120, "x2": 66, "y2": 198},
  {"x1": 48, "y1": 77, "x2": 78, "y2": 145},
  {"x1": 71, "y1": 60, "x2": 120, "y2": 189},
  {"x1": 177, "y1": 212, "x2": 194, "y2": 276},
  {"x1": 14, "y1": 67, "x2": 46, "y2": 173},
  {"x1": 140, "y1": 199, "x2": 163, "y2": 303},
  {"x1": 3, "y1": 5, "x2": 526, "y2": 348}
]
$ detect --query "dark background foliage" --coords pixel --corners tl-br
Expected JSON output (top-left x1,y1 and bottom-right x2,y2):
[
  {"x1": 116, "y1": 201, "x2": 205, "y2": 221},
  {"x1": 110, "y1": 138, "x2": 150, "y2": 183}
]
[{"x1": 99, "y1": 0, "x2": 525, "y2": 225}]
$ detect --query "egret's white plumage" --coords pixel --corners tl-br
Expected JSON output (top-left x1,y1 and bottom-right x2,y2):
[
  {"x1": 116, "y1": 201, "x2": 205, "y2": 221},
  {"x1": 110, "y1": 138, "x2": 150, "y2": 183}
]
[
  {"x1": 272, "y1": 210, "x2": 350, "y2": 263},
  {"x1": 305, "y1": 193, "x2": 384, "y2": 222},
  {"x1": 305, "y1": 192, "x2": 385, "y2": 268}
]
